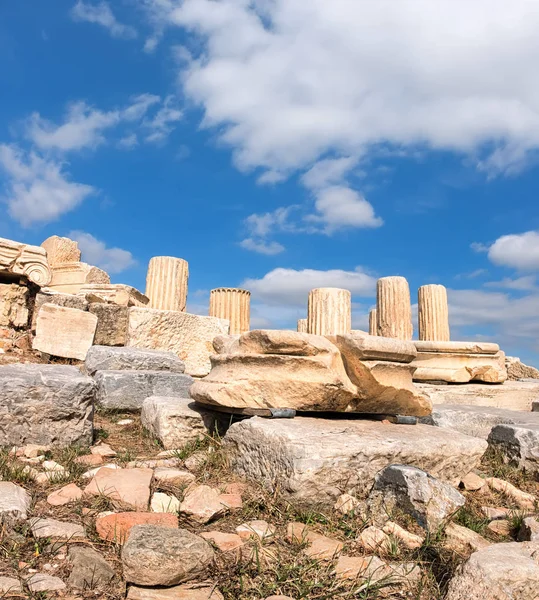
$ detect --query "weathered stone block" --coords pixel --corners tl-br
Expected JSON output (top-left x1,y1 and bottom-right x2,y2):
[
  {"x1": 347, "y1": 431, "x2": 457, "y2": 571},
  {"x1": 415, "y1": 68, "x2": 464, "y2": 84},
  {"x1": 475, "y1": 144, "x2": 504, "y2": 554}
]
[
  {"x1": 422, "y1": 404, "x2": 539, "y2": 439},
  {"x1": 0, "y1": 282, "x2": 30, "y2": 328},
  {"x1": 223, "y1": 417, "x2": 487, "y2": 508},
  {"x1": 127, "y1": 307, "x2": 229, "y2": 376},
  {"x1": 41, "y1": 235, "x2": 81, "y2": 266},
  {"x1": 89, "y1": 303, "x2": 128, "y2": 346},
  {"x1": 79, "y1": 284, "x2": 149, "y2": 307},
  {"x1": 85, "y1": 346, "x2": 185, "y2": 376},
  {"x1": 141, "y1": 396, "x2": 226, "y2": 450},
  {"x1": 47, "y1": 262, "x2": 110, "y2": 294},
  {"x1": 33, "y1": 290, "x2": 88, "y2": 330},
  {"x1": 33, "y1": 304, "x2": 97, "y2": 360},
  {"x1": 506, "y1": 356, "x2": 539, "y2": 380},
  {"x1": 0, "y1": 236, "x2": 52, "y2": 286},
  {"x1": 0, "y1": 364, "x2": 95, "y2": 447},
  {"x1": 488, "y1": 423, "x2": 539, "y2": 475},
  {"x1": 95, "y1": 370, "x2": 194, "y2": 410}
]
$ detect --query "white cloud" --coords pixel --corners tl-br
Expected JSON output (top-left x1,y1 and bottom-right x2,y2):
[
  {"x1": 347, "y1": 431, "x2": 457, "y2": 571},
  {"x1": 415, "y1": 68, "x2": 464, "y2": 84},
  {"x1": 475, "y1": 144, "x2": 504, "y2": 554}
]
[
  {"x1": 71, "y1": 1, "x2": 137, "y2": 39},
  {"x1": 160, "y1": 0, "x2": 539, "y2": 177},
  {"x1": 68, "y1": 230, "x2": 136, "y2": 273},
  {"x1": 242, "y1": 266, "x2": 376, "y2": 306},
  {"x1": 307, "y1": 186, "x2": 383, "y2": 232},
  {"x1": 485, "y1": 275, "x2": 538, "y2": 291},
  {"x1": 26, "y1": 102, "x2": 120, "y2": 152},
  {"x1": 0, "y1": 144, "x2": 95, "y2": 227},
  {"x1": 143, "y1": 95, "x2": 183, "y2": 143},
  {"x1": 487, "y1": 231, "x2": 539, "y2": 271},
  {"x1": 239, "y1": 238, "x2": 285, "y2": 256},
  {"x1": 118, "y1": 133, "x2": 139, "y2": 149},
  {"x1": 122, "y1": 93, "x2": 161, "y2": 121}
]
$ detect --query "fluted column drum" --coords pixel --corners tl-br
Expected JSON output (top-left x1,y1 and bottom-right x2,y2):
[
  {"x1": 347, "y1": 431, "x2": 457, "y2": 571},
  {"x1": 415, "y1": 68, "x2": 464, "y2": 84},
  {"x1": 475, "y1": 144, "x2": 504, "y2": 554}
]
[
  {"x1": 145, "y1": 256, "x2": 189, "y2": 312},
  {"x1": 307, "y1": 287, "x2": 351, "y2": 336},
  {"x1": 297, "y1": 318, "x2": 308, "y2": 333},
  {"x1": 376, "y1": 276, "x2": 413, "y2": 340},
  {"x1": 418, "y1": 284, "x2": 450, "y2": 341},
  {"x1": 209, "y1": 288, "x2": 251, "y2": 334},
  {"x1": 369, "y1": 309, "x2": 378, "y2": 336}
]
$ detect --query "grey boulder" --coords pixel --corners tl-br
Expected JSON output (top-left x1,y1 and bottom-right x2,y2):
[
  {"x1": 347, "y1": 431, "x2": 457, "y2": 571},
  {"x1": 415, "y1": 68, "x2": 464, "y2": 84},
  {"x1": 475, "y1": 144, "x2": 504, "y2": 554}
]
[
  {"x1": 0, "y1": 364, "x2": 95, "y2": 447},
  {"x1": 121, "y1": 525, "x2": 214, "y2": 586},
  {"x1": 368, "y1": 464, "x2": 465, "y2": 531},
  {"x1": 85, "y1": 345, "x2": 185, "y2": 376},
  {"x1": 95, "y1": 370, "x2": 193, "y2": 410},
  {"x1": 488, "y1": 423, "x2": 539, "y2": 475},
  {"x1": 0, "y1": 482, "x2": 31, "y2": 526},
  {"x1": 68, "y1": 546, "x2": 115, "y2": 589}
]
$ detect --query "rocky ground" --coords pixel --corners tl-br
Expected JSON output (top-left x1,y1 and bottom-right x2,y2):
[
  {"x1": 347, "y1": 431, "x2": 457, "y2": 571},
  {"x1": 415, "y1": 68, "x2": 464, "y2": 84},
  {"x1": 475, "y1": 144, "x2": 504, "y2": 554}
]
[{"x1": 1, "y1": 408, "x2": 538, "y2": 600}]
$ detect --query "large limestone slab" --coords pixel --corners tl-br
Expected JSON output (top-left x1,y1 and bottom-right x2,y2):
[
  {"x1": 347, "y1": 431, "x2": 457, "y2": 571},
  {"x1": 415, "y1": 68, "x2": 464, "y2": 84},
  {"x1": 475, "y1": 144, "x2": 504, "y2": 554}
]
[
  {"x1": 0, "y1": 364, "x2": 95, "y2": 447},
  {"x1": 333, "y1": 334, "x2": 430, "y2": 416},
  {"x1": 0, "y1": 236, "x2": 52, "y2": 286},
  {"x1": 79, "y1": 283, "x2": 149, "y2": 307},
  {"x1": 86, "y1": 346, "x2": 185, "y2": 376},
  {"x1": 223, "y1": 417, "x2": 487, "y2": 508},
  {"x1": 141, "y1": 396, "x2": 225, "y2": 450},
  {"x1": 127, "y1": 308, "x2": 229, "y2": 377},
  {"x1": 412, "y1": 350, "x2": 507, "y2": 384},
  {"x1": 415, "y1": 341, "x2": 500, "y2": 355},
  {"x1": 445, "y1": 542, "x2": 539, "y2": 600},
  {"x1": 89, "y1": 303, "x2": 129, "y2": 346},
  {"x1": 421, "y1": 404, "x2": 539, "y2": 440},
  {"x1": 416, "y1": 380, "x2": 539, "y2": 411},
  {"x1": 95, "y1": 370, "x2": 194, "y2": 410},
  {"x1": 41, "y1": 235, "x2": 81, "y2": 265},
  {"x1": 332, "y1": 333, "x2": 417, "y2": 363},
  {"x1": 33, "y1": 304, "x2": 97, "y2": 360}
]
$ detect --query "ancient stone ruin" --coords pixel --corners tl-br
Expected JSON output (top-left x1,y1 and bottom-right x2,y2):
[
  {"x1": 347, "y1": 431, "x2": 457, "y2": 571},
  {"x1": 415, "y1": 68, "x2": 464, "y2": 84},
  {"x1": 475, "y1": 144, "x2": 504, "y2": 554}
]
[{"x1": 1, "y1": 232, "x2": 539, "y2": 599}]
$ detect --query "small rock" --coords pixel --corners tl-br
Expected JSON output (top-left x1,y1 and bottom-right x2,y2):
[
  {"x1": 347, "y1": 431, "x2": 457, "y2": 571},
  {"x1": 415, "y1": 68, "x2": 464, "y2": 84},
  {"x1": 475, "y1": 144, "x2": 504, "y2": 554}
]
[
  {"x1": 23, "y1": 444, "x2": 50, "y2": 458},
  {"x1": 27, "y1": 573, "x2": 66, "y2": 592},
  {"x1": 383, "y1": 521, "x2": 424, "y2": 549},
  {"x1": 217, "y1": 493, "x2": 242, "y2": 510},
  {"x1": 96, "y1": 512, "x2": 178, "y2": 544},
  {"x1": 151, "y1": 492, "x2": 180, "y2": 514},
  {"x1": 179, "y1": 485, "x2": 227, "y2": 524},
  {"x1": 91, "y1": 443, "x2": 117, "y2": 458},
  {"x1": 486, "y1": 477, "x2": 536, "y2": 510},
  {"x1": 357, "y1": 526, "x2": 391, "y2": 553},
  {"x1": 121, "y1": 525, "x2": 215, "y2": 586},
  {"x1": 518, "y1": 516, "x2": 539, "y2": 541},
  {"x1": 0, "y1": 576, "x2": 22, "y2": 595},
  {"x1": 200, "y1": 531, "x2": 244, "y2": 553},
  {"x1": 334, "y1": 493, "x2": 362, "y2": 515},
  {"x1": 223, "y1": 482, "x2": 247, "y2": 496},
  {"x1": 153, "y1": 468, "x2": 195, "y2": 485},
  {"x1": 117, "y1": 419, "x2": 134, "y2": 426},
  {"x1": 487, "y1": 520, "x2": 511, "y2": 536},
  {"x1": 42, "y1": 460, "x2": 66, "y2": 472},
  {"x1": 184, "y1": 451, "x2": 209, "y2": 471},
  {"x1": 481, "y1": 506, "x2": 509, "y2": 520},
  {"x1": 303, "y1": 533, "x2": 344, "y2": 560},
  {"x1": 335, "y1": 555, "x2": 387, "y2": 581},
  {"x1": 83, "y1": 467, "x2": 153, "y2": 510},
  {"x1": 30, "y1": 517, "x2": 86, "y2": 540},
  {"x1": 47, "y1": 483, "x2": 83, "y2": 506},
  {"x1": 460, "y1": 472, "x2": 486, "y2": 491},
  {"x1": 127, "y1": 584, "x2": 224, "y2": 599},
  {"x1": 236, "y1": 520, "x2": 276, "y2": 541},
  {"x1": 68, "y1": 546, "x2": 115, "y2": 589},
  {"x1": 81, "y1": 463, "x2": 121, "y2": 479},
  {"x1": 75, "y1": 454, "x2": 104, "y2": 466},
  {"x1": 286, "y1": 522, "x2": 309, "y2": 544},
  {"x1": 0, "y1": 482, "x2": 31, "y2": 525},
  {"x1": 444, "y1": 523, "x2": 491, "y2": 555}
]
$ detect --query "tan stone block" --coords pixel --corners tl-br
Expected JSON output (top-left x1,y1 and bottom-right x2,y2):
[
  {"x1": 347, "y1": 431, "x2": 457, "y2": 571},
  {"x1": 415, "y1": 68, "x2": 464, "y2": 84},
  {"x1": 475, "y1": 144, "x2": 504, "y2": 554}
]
[
  {"x1": 89, "y1": 303, "x2": 128, "y2": 346},
  {"x1": 415, "y1": 340, "x2": 500, "y2": 355},
  {"x1": 0, "y1": 283, "x2": 30, "y2": 328},
  {"x1": 33, "y1": 304, "x2": 97, "y2": 360},
  {"x1": 79, "y1": 283, "x2": 149, "y2": 307},
  {"x1": 47, "y1": 262, "x2": 110, "y2": 294},
  {"x1": 412, "y1": 350, "x2": 507, "y2": 384},
  {"x1": 332, "y1": 332, "x2": 417, "y2": 363},
  {"x1": 127, "y1": 307, "x2": 229, "y2": 376},
  {"x1": 41, "y1": 235, "x2": 81, "y2": 266}
]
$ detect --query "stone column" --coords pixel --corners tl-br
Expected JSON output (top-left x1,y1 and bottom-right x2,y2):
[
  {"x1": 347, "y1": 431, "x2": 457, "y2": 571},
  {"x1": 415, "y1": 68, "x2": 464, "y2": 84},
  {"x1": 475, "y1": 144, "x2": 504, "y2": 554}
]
[
  {"x1": 369, "y1": 309, "x2": 378, "y2": 336},
  {"x1": 209, "y1": 288, "x2": 251, "y2": 334},
  {"x1": 145, "y1": 257, "x2": 189, "y2": 312},
  {"x1": 376, "y1": 276, "x2": 413, "y2": 340},
  {"x1": 418, "y1": 284, "x2": 450, "y2": 342},
  {"x1": 307, "y1": 288, "x2": 351, "y2": 336},
  {"x1": 297, "y1": 318, "x2": 308, "y2": 333}
]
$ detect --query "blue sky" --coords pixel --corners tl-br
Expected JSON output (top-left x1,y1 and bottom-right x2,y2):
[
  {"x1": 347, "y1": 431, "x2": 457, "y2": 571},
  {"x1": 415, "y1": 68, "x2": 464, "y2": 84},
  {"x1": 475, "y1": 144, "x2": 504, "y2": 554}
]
[{"x1": 1, "y1": 1, "x2": 539, "y2": 365}]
